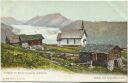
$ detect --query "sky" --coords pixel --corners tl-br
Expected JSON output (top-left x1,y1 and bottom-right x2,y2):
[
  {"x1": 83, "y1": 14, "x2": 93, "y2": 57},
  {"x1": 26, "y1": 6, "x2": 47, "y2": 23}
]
[{"x1": 1, "y1": 1, "x2": 127, "y2": 21}]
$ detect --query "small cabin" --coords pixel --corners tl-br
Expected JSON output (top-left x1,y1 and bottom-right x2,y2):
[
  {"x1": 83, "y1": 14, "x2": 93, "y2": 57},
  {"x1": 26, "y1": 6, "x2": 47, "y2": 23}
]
[
  {"x1": 6, "y1": 34, "x2": 44, "y2": 50},
  {"x1": 19, "y1": 34, "x2": 44, "y2": 50},
  {"x1": 6, "y1": 35, "x2": 21, "y2": 45},
  {"x1": 80, "y1": 44, "x2": 123, "y2": 70}
]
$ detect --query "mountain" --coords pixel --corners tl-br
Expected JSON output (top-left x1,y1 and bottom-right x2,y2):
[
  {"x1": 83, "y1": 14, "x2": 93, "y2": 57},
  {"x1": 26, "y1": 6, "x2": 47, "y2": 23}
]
[
  {"x1": 1, "y1": 17, "x2": 23, "y2": 25},
  {"x1": 61, "y1": 20, "x2": 127, "y2": 48},
  {"x1": 25, "y1": 13, "x2": 73, "y2": 28},
  {"x1": 1, "y1": 23, "x2": 16, "y2": 43}
]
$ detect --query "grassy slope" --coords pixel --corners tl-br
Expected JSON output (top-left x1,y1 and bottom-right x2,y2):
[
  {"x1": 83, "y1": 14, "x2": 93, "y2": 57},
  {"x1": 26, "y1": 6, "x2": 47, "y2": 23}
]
[
  {"x1": 46, "y1": 45, "x2": 80, "y2": 54},
  {"x1": 1, "y1": 43, "x2": 127, "y2": 74},
  {"x1": 121, "y1": 50, "x2": 127, "y2": 58},
  {"x1": 121, "y1": 50, "x2": 127, "y2": 68},
  {"x1": 1, "y1": 43, "x2": 71, "y2": 72}
]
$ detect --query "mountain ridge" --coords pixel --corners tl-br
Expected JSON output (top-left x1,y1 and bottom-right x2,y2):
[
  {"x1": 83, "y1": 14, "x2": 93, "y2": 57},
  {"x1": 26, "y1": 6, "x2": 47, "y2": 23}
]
[
  {"x1": 1, "y1": 23, "x2": 16, "y2": 43},
  {"x1": 1, "y1": 17, "x2": 23, "y2": 25},
  {"x1": 24, "y1": 13, "x2": 73, "y2": 28}
]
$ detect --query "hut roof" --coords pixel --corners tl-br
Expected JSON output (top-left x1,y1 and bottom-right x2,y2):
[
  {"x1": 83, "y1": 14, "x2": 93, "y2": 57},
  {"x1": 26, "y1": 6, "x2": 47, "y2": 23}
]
[
  {"x1": 80, "y1": 44, "x2": 121, "y2": 54},
  {"x1": 57, "y1": 30, "x2": 84, "y2": 41},
  {"x1": 6, "y1": 35, "x2": 20, "y2": 44},
  {"x1": 19, "y1": 34, "x2": 44, "y2": 42}
]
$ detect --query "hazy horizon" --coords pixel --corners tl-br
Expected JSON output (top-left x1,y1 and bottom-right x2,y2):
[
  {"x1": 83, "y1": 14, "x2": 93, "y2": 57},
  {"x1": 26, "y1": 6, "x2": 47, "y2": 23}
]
[{"x1": 1, "y1": 1, "x2": 127, "y2": 22}]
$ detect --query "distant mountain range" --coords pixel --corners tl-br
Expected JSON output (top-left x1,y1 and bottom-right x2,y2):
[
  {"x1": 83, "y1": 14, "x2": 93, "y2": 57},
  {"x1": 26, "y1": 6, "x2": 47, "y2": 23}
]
[
  {"x1": 61, "y1": 20, "x2": 127, "y2": 48},
  {"x1": 1, "y1": 23, "x2": 16, "y2": 43},
  {"x1": 24, "y1": 13, "x2": 73, "y2": 28},
  {"x1": 1, "y1": 17, "x2": 23, "y2": 25},
  {"x1": 1, "y1": 13, "x2": 127, "y2": 48}
]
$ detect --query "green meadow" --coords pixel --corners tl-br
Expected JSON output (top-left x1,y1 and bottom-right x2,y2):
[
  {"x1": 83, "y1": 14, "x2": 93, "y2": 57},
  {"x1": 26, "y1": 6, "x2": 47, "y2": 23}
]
[{"x1": 1, "y1": 43, "x2": 127, "y2": 74}]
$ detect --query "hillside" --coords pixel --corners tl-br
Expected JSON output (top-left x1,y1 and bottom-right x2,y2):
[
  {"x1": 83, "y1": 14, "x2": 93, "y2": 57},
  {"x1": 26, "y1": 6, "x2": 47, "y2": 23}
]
[
  {"x1": 1, "y1": 23, "x2": 16, "y2": 43},
  {"x1": 1, "y1": 17, "x2": 23, "y2": 25},
  {"x1": 1, "y1": 43, "x2": 71, "y2": 72},
  {"x1": 61, "y1": 20, "x2": 127, "y2": 48},
  {"x1": 1, "y1": 43, "x2": 126, "y2": 74},
  {"x1": 24, "y1": 13, "x2": 72, "y2": 28}
]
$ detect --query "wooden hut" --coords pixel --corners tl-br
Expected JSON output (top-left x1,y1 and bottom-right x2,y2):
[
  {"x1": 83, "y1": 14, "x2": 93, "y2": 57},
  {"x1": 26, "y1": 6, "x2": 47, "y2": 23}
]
[
  {"x1": 19, "y1": 34, "x2": 44, "y2": 50},
  {"x1": 6, "y1": 34, "x2": 44, "y2": 50},
  {"x1": 6, "y1": 35, "x2": 21, "y2": 45},
  {"x1": 80, "y1": 44, "x2": 123, "y2": 70}
]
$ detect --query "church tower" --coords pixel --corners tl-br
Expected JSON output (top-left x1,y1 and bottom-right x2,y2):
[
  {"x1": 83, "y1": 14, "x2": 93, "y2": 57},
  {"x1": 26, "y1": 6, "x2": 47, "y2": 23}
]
[{"x1": 80, "y1": 20, "x2": 87, "y2": 47}]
